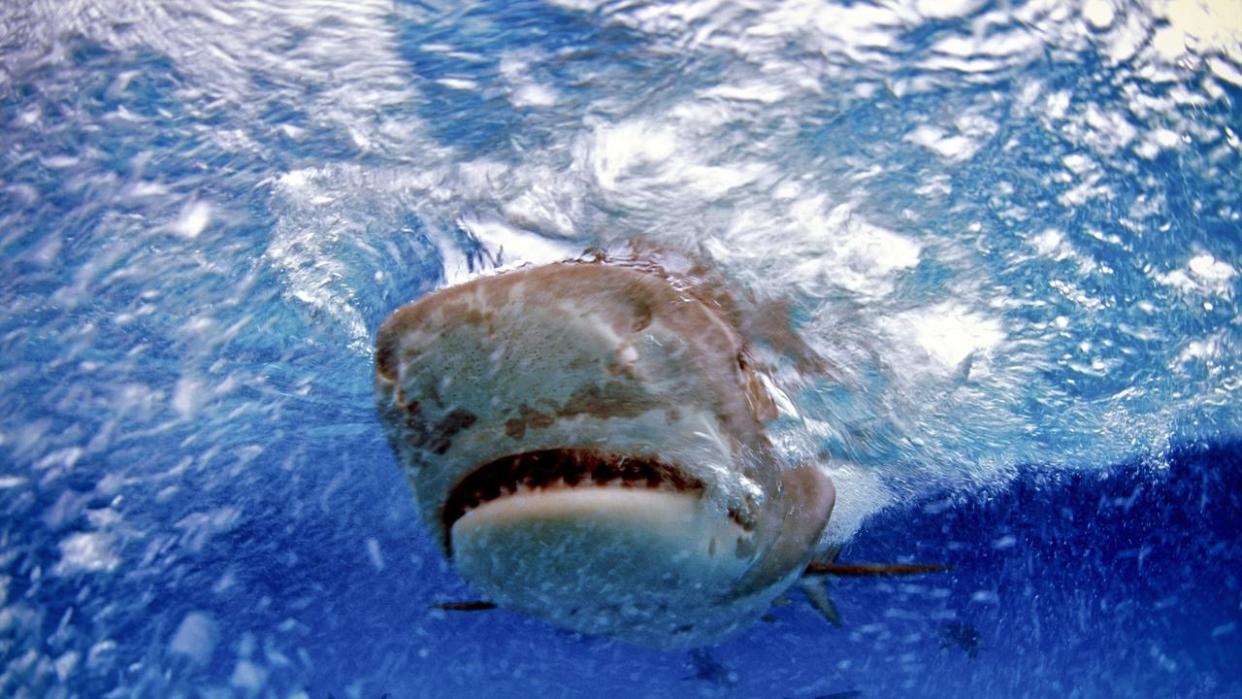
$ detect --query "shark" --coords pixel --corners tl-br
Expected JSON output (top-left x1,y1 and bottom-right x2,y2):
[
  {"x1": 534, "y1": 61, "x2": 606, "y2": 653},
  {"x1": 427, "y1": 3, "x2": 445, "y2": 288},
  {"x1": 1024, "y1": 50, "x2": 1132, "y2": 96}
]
[{"x1": 375, "y1": 244, "x2": 943, "y2": 647}]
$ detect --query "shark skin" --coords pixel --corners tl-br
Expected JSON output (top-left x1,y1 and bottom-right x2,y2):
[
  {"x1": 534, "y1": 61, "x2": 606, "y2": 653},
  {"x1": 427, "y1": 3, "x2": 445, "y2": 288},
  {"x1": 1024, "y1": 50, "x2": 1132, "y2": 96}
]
[{"x1": 375, "y1": 246, "x2": 836, "y2": 648}]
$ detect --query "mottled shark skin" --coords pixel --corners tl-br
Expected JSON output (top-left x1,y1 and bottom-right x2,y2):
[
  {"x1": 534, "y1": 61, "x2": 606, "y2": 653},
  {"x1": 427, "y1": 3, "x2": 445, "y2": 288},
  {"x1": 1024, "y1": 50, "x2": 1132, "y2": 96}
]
[{"x1": 375, "y1": 248, "x2": 835, "y2": 647}]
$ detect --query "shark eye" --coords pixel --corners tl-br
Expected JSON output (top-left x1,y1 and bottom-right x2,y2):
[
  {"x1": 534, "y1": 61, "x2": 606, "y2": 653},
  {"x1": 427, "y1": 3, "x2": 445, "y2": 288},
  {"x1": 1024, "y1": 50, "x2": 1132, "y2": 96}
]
[{"x1": 375, "y1": 336, "x2": 398, "y2": 381}]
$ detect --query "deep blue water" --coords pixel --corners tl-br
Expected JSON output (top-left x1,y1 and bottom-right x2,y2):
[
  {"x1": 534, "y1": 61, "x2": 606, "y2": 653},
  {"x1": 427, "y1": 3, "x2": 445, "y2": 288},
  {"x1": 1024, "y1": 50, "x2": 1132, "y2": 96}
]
[{"x1": 1, "y1": 0, "x2": 1240, "y2": 696}]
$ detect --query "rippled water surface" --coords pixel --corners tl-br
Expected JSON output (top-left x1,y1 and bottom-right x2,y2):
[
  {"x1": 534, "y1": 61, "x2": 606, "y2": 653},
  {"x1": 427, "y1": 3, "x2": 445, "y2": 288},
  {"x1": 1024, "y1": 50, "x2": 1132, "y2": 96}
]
[{"x1": 1, "y1": 1, "x2": 1239, "y2": 696}]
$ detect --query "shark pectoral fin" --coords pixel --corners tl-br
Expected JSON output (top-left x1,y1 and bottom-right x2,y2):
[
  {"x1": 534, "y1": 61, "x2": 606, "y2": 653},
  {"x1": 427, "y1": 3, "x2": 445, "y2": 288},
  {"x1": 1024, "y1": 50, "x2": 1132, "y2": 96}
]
[
  {"x1": 736, "y1": 465, "x2": 836, "y2": 596},
  {"x1": 434, "y1": 600, "x2": 498, "y2": 611},
  {"x1": 795, "y1": 559, "x2": 949, "y2": 628},
  {"x1": 797, "y1": 577, "x2": 842, "y2": 627},
  {"x1": 816, "y1": 544, "x2": 842, "y2": 566}
]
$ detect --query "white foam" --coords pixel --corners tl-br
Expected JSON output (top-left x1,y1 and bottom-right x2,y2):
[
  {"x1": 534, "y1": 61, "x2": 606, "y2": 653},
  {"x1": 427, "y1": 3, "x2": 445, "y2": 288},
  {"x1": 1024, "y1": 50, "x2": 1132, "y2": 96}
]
[
  {"x1": 916, "y1": 0, "x2": 987, "y2": 20},
  {"x1": 456, "y1": 212, "x2": 577, "y2": 270},
  {"x1": 231, "y1": 659, "x2": 268, "y2": 692},
  {"x1": 1156, "y1": 253, "x2": 1237, "y2": 296},
  {"x1": 1083, "y1": 105, "x2": 1138, "y2": 152},
  {"x1": 435, "y1": 78, "x2": 478, "y2": 91},
  {"x1": 1062, "y1": 154, "x2": 1094, "y2": 175},
  {"x1": 1189, "y1": 254, "x2": 1237, "y2": 283},
  {"x1": 1175, "y1": 334, "x2": 1223, "y2": 365},
  {"x1": 512, "y1": 83, "x2": 558, "y2": 107},
  {"x1": 87, "y1": 640, "x2": 117, "y2": 672},
  {"x1": 267, "y1": 163, "x2": 452, "y2": 351},
  {"x1": 888, "y1": 304, "x2": 1007, "y2": 370},
  {"x1": 1209, "y1": 57, "x2": 1242, "y2": 87},
  {"x1": 54, "y1": 650, "x2": 79, "y2": 683},
  {"x1": 171, "y1": 376, "x2": 202, "y2": 418},
  {"x1": 587, "y1": 120, "x2": 679, "y2": 191},
  {"x1": 500, "y1": 174, "x2": 583, "y2": 238},
  {"x1": 781, "y1": 199, "x2": 922, "y2": 299},
  {"x1": 170, "y1": 612, "x2": 218, "y2": 665},
  {"x1": 56, "y1": 532, "x2": 119, "y2": 575},
  {"x1": 701, "y1": 82, "x2": 788, "y2": 103},
  {"x1": 1081, "y1": 0, "x2": 1115, "y2": 30},
  {"x1": 500, "y1": 52, "x2": 559, "y2": 107},
  {"x1": 819, "y1": 461, "x2": 895, "y2": 544},
  {"x1": 366, "y1": 537, "x2": 385, "y2": 572},
  {"x1": 1153, "y1": 128, "x2": 1182, "y2": 149},
  {"x1": 1150, "y1": 0, "x2": 1242, "y2": 64},
  {"x1": 1031, "y1": 228, "x2": 1069, "y2": 258},
  {"x1": 170, "y1": 200, "x2": 211, "y2": 240},
  {"x1": 175, "y1": 507, "x2": 242, "y2": 553},
  {"x1": 905, "y1": 125, "x2": 978, "y2": 161}
]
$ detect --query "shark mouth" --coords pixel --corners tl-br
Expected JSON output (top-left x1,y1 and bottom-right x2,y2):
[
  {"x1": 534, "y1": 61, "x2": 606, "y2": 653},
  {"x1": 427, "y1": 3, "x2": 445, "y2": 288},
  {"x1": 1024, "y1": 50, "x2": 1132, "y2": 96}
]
[{"x1": 441, "y1": 448, "x2": 709, "y2": 552}]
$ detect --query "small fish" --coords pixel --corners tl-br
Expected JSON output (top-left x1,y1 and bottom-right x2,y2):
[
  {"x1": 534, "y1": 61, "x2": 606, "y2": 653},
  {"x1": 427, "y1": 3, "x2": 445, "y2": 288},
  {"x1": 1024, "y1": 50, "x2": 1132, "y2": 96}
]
[
  {"x1": 939, "y1": 621, "x2": 981, "y2": 658},
  {"x1": 683, "y1": 648, "x2": 738, "y2": 686}
]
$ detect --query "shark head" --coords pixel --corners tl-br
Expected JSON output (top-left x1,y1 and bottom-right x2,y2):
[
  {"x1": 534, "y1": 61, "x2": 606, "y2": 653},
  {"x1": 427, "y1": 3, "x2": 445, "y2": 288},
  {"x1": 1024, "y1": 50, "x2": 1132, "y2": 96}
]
[{"x1": 375, "y1": 252, "x2": 835, "y2": 647}]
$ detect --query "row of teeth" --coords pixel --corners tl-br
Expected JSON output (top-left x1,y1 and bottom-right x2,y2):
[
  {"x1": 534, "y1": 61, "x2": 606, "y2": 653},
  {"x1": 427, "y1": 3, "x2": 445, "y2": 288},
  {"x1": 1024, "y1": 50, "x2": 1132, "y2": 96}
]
[
  {"x1": 454, "y1": 466, "x2": 679, "y2": 506},
  {"x1": 442, "y1": 449, "x2": 703, "y2": 534}
]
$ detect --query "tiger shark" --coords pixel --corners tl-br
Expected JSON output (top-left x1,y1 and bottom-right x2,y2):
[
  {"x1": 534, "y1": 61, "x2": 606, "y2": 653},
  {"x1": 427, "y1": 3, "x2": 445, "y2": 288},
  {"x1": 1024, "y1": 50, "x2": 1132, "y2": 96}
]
[{"x1": 375, "y1": 246, "x2": 939, "y2": 647}]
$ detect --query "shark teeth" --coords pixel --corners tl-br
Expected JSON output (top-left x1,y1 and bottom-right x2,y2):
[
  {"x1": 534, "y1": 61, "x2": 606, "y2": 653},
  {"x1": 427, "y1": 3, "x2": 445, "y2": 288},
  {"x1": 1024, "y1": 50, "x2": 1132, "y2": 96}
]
[{"x1": 441, "y1": 448, "x2": 704, "y2": 540}]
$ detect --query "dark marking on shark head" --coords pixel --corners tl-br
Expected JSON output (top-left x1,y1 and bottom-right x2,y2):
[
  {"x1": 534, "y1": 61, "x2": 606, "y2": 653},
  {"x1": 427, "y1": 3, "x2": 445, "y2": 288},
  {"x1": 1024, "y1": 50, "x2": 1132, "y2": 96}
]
[
  {"x1": 554, "y1": 381, "x2": 665, "y2": 421},
  {"x1": 504, "y1": 404, "x2": 556, "y2": 440}
]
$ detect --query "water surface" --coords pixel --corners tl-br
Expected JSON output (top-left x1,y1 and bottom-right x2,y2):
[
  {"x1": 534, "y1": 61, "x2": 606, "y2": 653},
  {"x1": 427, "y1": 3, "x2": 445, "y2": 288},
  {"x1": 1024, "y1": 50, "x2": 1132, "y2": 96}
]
[{"x1": 1, "y1": 1, "x2": 1239, "y2": 696}]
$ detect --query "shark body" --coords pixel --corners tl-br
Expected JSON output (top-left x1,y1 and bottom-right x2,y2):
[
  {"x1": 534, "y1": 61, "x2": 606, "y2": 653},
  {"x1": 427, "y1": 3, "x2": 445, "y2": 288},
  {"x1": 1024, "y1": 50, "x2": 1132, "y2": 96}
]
[{"x1": 375, "y1": 247, "x2": 837, "y2": 647}]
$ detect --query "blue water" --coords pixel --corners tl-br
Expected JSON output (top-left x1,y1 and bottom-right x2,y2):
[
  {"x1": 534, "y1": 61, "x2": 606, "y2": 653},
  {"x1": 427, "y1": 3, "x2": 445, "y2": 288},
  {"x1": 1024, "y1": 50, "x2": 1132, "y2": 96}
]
[{"x1": 1, "y1": 1, "x2": 1239, "y2": 696}]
